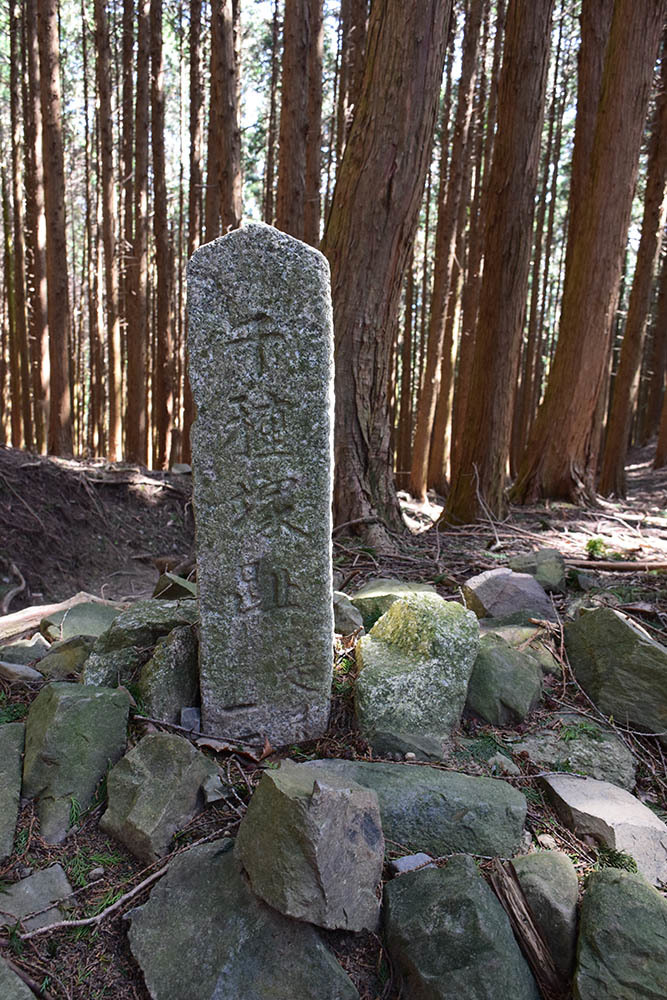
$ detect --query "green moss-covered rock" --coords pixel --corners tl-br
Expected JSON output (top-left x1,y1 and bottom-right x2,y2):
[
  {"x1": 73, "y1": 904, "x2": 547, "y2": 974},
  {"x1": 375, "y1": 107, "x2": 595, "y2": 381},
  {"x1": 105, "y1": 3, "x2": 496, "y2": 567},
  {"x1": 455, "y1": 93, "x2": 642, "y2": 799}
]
[
  {"x1": 305, "y1": 760, "x2": 527, "y2": 858},
  {"x1": 128, "y1": 840, "x2": 360, "y2": 1000},
  {"x1": 100, "y1": 733, "x2": 216, "y2": 863},
  {"x1": 512, "y1": 851, "x2": 578, "y2": 979},
  {"x1": 565, "y1": 608, "x2": 667, "y2": 747},
  {"x1": 82, "y1": 599, "x2": 199, "y2": 687},
  {"x1": 350, "y1": 578, "x2": 437, "y2": 630},
  {"x1": 0, "y1": 722, "x2": 24, "y2": 860},
  {"x1": 356, "y1": 594, "x2": 479, "y2": 749},
  {"x1": 22, "y1": 682, "x2": 130, "y2": 843},
  {"x1": 465, "y1": 634, "x2": 542, "y2": 726},
  {"x1": 36, "y1": 635, "x2": 95, "y2": 679},
  {"x1": 574, "y1": 869, "x2": 667, "y2": 999},
  {"x1": 479, "y1": 623, "x2": 560, "y2": 675},
  {"x1": 136, "y1": 624, "x2": 199, "y2": 723},
  {"x1": 384, "y1": 855, "x2": 540, "y2": 1000},
  {"x1": 235, "y1": 761, "x2": 383, "y2": 931}
]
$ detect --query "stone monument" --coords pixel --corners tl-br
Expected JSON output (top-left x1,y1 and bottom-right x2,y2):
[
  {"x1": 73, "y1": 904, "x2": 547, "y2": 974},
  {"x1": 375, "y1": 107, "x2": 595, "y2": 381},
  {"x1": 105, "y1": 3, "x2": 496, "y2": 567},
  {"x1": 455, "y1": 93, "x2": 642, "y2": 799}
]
[{"x1": 187, "y1": 223, "x2": 334, "y2": 745}]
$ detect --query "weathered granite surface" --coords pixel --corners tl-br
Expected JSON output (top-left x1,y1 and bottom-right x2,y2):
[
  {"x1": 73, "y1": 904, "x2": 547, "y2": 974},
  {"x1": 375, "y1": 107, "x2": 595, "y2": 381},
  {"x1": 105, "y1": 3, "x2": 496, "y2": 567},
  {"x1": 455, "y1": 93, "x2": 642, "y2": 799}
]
[
  {"x1": 188, "y1": 224, "x2": 334, "y2": 745},
  {"x1": 0, "y1": 723, "x2": 24, "y2": 861},
  {"x1": 512, "y1": 851, "x2": 578, "y2": 979}
]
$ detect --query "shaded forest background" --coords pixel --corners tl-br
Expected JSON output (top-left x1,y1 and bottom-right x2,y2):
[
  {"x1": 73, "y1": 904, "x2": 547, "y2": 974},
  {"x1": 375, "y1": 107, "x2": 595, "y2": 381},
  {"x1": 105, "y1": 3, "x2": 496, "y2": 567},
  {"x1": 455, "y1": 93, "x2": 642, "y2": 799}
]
[{"x1": 1, "y1": 0, "x2": 666, "y2": 534}]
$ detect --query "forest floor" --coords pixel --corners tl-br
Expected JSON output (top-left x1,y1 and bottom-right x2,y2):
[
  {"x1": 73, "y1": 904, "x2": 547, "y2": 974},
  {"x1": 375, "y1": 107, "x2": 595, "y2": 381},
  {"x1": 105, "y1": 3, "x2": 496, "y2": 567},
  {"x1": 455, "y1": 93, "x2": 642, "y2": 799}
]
[{"x1": 0, "y1": 443, "x2": 666, "y2": 999}]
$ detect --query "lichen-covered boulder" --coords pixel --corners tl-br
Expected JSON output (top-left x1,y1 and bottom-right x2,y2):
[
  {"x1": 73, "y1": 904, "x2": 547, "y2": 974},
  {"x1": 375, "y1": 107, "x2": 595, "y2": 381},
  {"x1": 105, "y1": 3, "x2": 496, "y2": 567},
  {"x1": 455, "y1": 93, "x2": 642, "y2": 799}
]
[
  {"x1": 574, "y1": 869, "x2": 667, "y2": 1000},
  {"x1": 512, "y1": 851, "x2": 578, "y2": 979},
  {"x1": 136, "y1": 624, "x2": 199, "y2": 723},
  {"x1": 565, "y1": 607, "x2": 667, "y2": 747},
  {"x1": 509, "y1": 549, "x2": 566, "y2": 594},
  {"x1": 100, "y1": 732, "x2": 216, "y2": 863},
  {"x1": 463, "y1": 568, "x2": 556, "y2": 623},
  {"x1": 82, "y1": 599, "x2": 199, "y2": 687},
  {"x1": 0, "y1": 722, "x2": 24, "y2": 860},
  {"x1": 235, "y1": 760, "x2": 383, "y2": 931},
  {"x1": 350, "y1": 578, "x2": 437, "y2": 630},
  {"x1": 465, "y1": 633, "x2": 542, "y2": 726},
  {"x1": 513, "y1": 713, "x2": 636, "y2": 790},
  {"x1": 22, "y1": 682, "x2": 130, "y2": 843},
  {"x1": 384, "y1": 855, "x2": 540, "y2": 1000},
  {"x1": 305, "y1": 760, "x2": 527, "y2": 858},
  {"x1": 128, "y1": 839, "x2": 360, "y2": 1000},
  {"x1": 355, "y1": 593, "x2": 479, "y2": 752}
]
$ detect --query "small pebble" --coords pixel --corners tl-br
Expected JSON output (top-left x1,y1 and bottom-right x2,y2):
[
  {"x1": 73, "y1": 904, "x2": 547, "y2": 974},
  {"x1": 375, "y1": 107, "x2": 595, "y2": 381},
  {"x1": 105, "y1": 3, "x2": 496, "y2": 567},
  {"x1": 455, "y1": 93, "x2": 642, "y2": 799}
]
[
  {"x1": 404, "y1": 752, "x2": 416, "y2": 761},
  {"x1": 537, "y1": 833, "x2": 558, "y2": 850},
  {"x1": 390, "y1": 853, "x2": 436, "y2": 875},
  {"x1": 88, "y1": 867, "x2": 105, "y2": 880}
]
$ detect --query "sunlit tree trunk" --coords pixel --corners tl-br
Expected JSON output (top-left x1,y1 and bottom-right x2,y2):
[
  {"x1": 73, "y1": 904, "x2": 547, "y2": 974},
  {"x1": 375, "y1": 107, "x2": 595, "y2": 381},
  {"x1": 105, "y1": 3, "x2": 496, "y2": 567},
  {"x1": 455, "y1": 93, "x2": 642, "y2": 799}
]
[
  {"x1": 512, "y1": 0, "x2": 665, "y2": 503},
  {"x1": 445, "y1": 0, "x2": 554, "y2": 523},
  {"x1": 38, "y1": 0, "x2": 73, "y2": 456},
  {"x1": 205, "y1": 0, "x2": 242, "y2": 241},
  {"x1": 322, "y1": 0, "x2": 452, "y2": 540}
]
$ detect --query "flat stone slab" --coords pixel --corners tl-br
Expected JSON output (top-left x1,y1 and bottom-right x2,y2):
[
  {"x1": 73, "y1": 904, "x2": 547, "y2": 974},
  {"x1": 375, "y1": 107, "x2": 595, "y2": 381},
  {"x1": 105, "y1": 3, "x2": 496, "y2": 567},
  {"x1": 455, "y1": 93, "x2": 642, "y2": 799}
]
[
  {"x1": 356, "y1": 594, "x2": 479, "y2": 750},
  {"x1": 565, "y1": 607, "x2": 667, "y2": 747},
  {"x1": 512, "y1": 851, "x2": 578, "y2": 979},
  {"x1": 384, "y1": 855, "x2": 539, "y2": 1000},
  {"x1": 22, "y1": 682, "x2": 130, "y2": 843},
  {"x1": 465, "y1": 633, "x2": 542, "y2": 726},
  {"x1": 235, "y1": 760, "x2": 383, "y2": 931},
  {"x1": 0, "y1": 864, "x2": 72, "y2": 931},
  {"x1": 349, "y1": 578, "x2": 437, "y2": 630},
  {"x1": 128, "y1": 839, "x2": 360, "y2": 1000},
  {"x1": 574, "y1": 868, "x2": 667, "y2": 1000},
  {"x1": 0, "y1": 956, "x2": 38, "y2": 999},
  {"x1": 542, "y1": 774, "x2": 667, "y2": 885},
  {"x1": 0, "y1": 633, "x2": 49, "y2": 664},
  {"x1": 60, "y1": 601, "x2": 123, "y2": 640},
  {"x1": 0, "y1": 723, "x2": 24, "y2": 861},
  {"x1": 463, "y1": 568, "x2": 556, "y2": 623},
  {"x1": 513, "y1": 713, "x2": 636, "y2": 790},
  {"x1": 305, "y1": 760, "x2": 527, "y2": 858},
  {"x1": 0, "y1": 660, "x2": 44, "y2": 683},
  {"x1": 100, "y1": 733, "x2": 216, "y2": 863},
  {"x1": 188, "y1": 224, "x2": 334, "y2": 746}
]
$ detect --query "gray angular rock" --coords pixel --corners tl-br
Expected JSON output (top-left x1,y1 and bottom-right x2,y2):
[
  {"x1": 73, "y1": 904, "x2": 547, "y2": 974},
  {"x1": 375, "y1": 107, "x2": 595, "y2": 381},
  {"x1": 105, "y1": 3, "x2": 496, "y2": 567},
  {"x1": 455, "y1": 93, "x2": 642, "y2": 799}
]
[
  {"x1": 479, "y1": 623, "x2": 560, "y2": 675},
  {"x1": 22, "y1": 682, "x2": 130, "y2": 843},
  {"x1": 305, "y1": 760, "x2": 527, "y2": 858},
  {"x1": 463, "y1": 568, "x2": 556, "y2": 623},
  {"x1": 565, "y1": 607, "x2": 667, "y2": 746},
  {"x1": 60, "y1": 601, "x2": 123, "y2": 640},
  {"x1": 188, "y1": 224, "x2": 334, "y2": 746},
  {"x1": 333, "y1": 591, "x2": 363, "y2": 635},
  {"x1": 509, "y1": 549, "x2": 566, "y2": 594},
  {"x1": 574, "y1": 868, "x2": 667, "y2": 1000},
  {"x1": 0, "y1": 864, "x2": 72, "y2": 931},
  {"x1": 384, "y1": 855, "x2": 540, "y2": 1000},
  {"x1": 0, "y1": 661, "x2": 43, "y2": 683},
  {"x1": 513, "y1": 713, "x2": 636, "y2": 790},
  {"x1": 466, "y1": 633, "x2": 542, "y2": 726},
  {"x1": 512, "y1": 851, "x2": 578, "y2": 979},
  {"x1": 36, "y1": 635, "x2": 95, "y2": 679},
  {"x1": 355, "y1": 593, "x2": 479, "y2": 750},
  {"x1": 543, "y1": 774, "x2": 667, "y2": 885},
  {"x1": 349, "y1": 578, "x2": 437, "y2": 630},
  {"x1": 100, "y1": 732, "x2": 216, "y2": 863},
  {"x1": 235, "y1": 760, "x2": 383, "y2": 931},
  {"x1": 128, "y1": 839, "x2": 360, "y2": 1000},
  {"x1": 390, "y1": 853, "x2": 435, "y2": 875},
  {"x1": 0, "y1": 633, "x2": 49, "y2": 664},
  {"x1": 136, "y1": 624, "x2": 199, "y2": 723},
  {"x1": 82, "y1": 599, "x2": 198, "y2": 687},
  {"x1": 0, "y1": 723, "x2": 24, "y2": 860},
  {"x1": 0, "y1": 955, "x2": 38, "y2": 999}
]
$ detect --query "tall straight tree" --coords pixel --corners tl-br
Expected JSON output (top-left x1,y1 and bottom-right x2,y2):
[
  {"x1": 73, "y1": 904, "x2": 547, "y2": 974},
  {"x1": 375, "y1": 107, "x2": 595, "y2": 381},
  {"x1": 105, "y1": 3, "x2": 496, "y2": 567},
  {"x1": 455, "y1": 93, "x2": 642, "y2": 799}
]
[
  {"x1": 94, "y1": 0, "x2": 122, "y2": 460},
  {"x1": 445, "y1": 0, "x2": 554, "y2": 524},
  {"x1": 151, "y1": 0, "x2": 173, "y2": 469},
  {"x1": 23, "y1": 0, "x2": 49, "y2": 452},
  {"x1": 336, "y1": 0, "x2": 367, "y2": 162},
  {"x1": 322, "y1": 0, "x2": 452, "y2": 539},
  {"x1": 599, "y1": 38, "x2": 667, "y2": 496},
  {"x1": 640, "y1": 246, "x2": 667, "y2": 444},
  {"x1": 276, "y1": 0, "x2": 311, "y2": 238},
  {"x1": 125, "y1": 0, "x2": 150, "y2": 465},
  {"x1": 409, "y1": 0, "x2": 483, "y2": 501},
  {"x1": 205, "y1": 0, "x2": 242, "y2": 241},
  {"x1": 512, "y1": 0, "x2": 666, "y2": 503},
  {"x1": 304, "y1": 0, "x2": 324, "y2": 245},
  {"x1": 37, "y1": 0, "x2": 72, "y2": 456}
]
